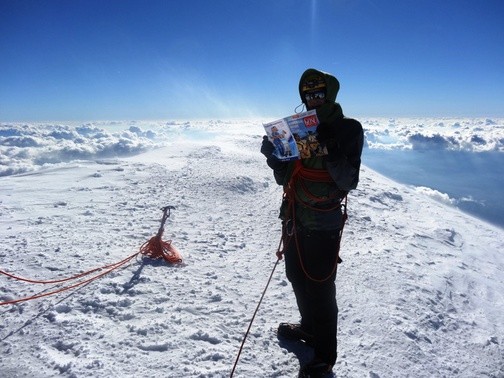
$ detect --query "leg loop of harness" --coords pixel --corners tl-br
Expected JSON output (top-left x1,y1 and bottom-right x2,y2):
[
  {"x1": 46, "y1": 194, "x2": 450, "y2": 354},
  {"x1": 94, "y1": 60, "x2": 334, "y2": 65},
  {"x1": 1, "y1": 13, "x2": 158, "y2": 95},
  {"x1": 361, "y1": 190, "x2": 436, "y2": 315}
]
[
  {"x1": 285, "y1": 219, "x2": 295, "y2": 236},
  {"x1": 287, "y1": 196, "x2": 347, "y2": 283}
]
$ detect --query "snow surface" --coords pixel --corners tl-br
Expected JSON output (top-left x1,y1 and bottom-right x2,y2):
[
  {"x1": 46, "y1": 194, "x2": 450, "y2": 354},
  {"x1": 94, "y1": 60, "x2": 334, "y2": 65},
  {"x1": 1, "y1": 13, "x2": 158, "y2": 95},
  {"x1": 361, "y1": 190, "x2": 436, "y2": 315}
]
[{"x1": 1, "y1": 120, "x2": 503, "y2": 377}]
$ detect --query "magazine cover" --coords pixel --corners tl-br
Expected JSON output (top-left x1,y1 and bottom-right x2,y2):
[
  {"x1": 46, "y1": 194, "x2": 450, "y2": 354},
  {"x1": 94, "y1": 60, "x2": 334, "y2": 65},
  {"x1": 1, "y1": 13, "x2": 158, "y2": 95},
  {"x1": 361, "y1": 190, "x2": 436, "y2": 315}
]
[{"x1": 263, "y1": 110, "x2": 328, "y2": 161}]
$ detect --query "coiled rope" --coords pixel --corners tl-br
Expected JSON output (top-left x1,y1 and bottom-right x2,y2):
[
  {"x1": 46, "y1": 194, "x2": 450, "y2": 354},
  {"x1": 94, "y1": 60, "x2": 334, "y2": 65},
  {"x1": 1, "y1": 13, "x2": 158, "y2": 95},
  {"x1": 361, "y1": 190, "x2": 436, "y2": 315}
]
[
  {"x1": 139, "y1": 206, "x2": 182, "y2": 264},
  {"x1": 0, "y1": 206, "x2": 182, "y2": 306}
]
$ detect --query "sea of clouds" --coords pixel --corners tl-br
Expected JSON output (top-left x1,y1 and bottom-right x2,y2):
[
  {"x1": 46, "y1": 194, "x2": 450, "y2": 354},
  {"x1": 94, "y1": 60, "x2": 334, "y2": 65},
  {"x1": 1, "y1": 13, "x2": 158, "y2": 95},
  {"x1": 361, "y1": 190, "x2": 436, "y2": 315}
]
[
  {"x1": 363, "y1": 118, "x2": 503, "y2": 151},
  {"x1": 1, "y1": 118, "x2": 502, "y2": 177},
  {"x1": 0, "y1": 120, "x2": 251, "y2": 177},
  {"x1": 1, "y1": 117, "x2": 503, "y2": 227}
]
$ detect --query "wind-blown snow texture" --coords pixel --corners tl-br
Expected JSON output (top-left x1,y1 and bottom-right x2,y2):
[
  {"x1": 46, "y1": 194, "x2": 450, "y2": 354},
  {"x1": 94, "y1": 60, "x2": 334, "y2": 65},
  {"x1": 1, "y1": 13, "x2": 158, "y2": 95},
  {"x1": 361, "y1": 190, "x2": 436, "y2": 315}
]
[{"x1": 1, "y1": 120, "x2": 503, "y2": 377}]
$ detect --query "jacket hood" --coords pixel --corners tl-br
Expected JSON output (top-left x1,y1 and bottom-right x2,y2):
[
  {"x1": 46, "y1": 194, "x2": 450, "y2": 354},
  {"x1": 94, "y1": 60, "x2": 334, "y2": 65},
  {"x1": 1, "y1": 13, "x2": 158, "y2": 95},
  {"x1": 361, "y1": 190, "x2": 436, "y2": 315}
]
[
  {"x1": 298, "y1": 68, "x2": 343, "y2": 122},
  {"x1": 298, "y1": 68, "x2": 340, "y2": 106}
]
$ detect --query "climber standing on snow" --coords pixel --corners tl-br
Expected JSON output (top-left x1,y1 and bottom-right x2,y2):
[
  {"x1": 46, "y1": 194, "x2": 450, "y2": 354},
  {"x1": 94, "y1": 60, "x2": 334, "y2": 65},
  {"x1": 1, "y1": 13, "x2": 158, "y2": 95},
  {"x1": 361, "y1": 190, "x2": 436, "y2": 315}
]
[{"x1": 261, "y1": 68, "x2": 363, "y2": 377}]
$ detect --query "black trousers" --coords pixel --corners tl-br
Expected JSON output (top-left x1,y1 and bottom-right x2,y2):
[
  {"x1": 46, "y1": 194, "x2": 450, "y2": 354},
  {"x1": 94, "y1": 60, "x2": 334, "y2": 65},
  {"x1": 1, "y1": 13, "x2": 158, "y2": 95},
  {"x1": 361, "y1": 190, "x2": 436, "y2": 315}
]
[{"x1": 284, "y1": 228, "x2": 340, "y2": 366}]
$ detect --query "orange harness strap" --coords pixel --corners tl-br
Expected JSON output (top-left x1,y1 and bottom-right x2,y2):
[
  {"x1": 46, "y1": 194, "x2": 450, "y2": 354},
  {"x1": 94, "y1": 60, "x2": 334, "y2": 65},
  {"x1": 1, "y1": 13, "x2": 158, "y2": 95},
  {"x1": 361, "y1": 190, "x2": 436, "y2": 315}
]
[{"x1": 294, "y1": 160, "x2": 333, "y2": 182}]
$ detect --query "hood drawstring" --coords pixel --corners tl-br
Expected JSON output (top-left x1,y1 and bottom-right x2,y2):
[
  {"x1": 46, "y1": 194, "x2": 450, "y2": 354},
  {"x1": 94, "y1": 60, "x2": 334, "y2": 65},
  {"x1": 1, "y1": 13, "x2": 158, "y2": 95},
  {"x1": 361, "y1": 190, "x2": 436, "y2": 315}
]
[{"x1": 294, "y1": 102, "x2": 306, "y2": 114}]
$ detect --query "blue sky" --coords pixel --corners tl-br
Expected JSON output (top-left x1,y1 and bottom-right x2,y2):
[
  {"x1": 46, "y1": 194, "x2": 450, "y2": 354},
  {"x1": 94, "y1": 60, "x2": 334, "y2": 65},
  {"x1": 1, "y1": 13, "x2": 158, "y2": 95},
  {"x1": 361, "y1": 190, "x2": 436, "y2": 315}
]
[{"x1": 1, "y1": 0, "x2": 503, "y2": 121}]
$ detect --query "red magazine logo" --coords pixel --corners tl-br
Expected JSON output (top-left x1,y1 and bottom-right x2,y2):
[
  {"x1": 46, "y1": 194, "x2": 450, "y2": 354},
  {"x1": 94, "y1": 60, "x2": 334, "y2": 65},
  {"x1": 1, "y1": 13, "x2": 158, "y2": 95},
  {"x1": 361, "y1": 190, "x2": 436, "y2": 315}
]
[{"x1": 304, "y1": 115, "x2": 318, "y2": 128}]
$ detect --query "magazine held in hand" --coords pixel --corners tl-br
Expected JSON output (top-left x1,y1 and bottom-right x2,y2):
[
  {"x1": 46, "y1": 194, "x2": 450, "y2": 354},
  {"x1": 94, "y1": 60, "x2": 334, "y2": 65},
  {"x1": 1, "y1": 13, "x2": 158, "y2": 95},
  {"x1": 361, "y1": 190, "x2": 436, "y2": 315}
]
[{"x1": 263, "y1": 110, "x2": 328, "y2": 161}]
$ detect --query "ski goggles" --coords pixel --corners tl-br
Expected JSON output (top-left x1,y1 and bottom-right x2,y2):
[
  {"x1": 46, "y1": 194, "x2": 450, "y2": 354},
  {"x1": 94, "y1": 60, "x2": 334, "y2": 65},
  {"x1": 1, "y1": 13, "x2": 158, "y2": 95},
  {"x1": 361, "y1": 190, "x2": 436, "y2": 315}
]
[{"x1": 304, "y1": 90, "x2": 326, "y2": 101}]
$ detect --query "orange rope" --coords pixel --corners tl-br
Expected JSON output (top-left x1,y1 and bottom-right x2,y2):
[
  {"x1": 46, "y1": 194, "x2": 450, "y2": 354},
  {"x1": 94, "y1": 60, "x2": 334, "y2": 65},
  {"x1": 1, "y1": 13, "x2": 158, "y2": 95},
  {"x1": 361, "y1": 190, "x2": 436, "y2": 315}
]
[
  {"x1": 138, "y1": 206, "x2": 182, "y2": 264},
  {"x1": 0, "y1": 206, "x2": 182, "y2": 305},
  {"x1": 139, "y1": 237, "x2": 182, "y2": 264},
  {"x1": 295, "y1": 161, "x2": 333, "y2": 182},
  {"x1": 0, "y1": 257, "x2": 136, "y2": 285},
  {"x1": 230, "y1": 237, "x2": 284, "y2": 377},
  {"x1": 0, "y1": 251, "x2": 140, "y2": 306}
]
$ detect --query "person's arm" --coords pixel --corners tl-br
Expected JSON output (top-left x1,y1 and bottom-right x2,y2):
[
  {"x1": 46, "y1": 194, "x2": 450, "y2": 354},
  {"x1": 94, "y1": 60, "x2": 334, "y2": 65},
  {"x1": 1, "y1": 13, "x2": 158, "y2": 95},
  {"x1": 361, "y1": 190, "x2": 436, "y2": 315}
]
[
  {"x1": 261, "y1": 136, "x2": 289, "y2": 185},
  {"x1": 318, "y1": 119, "x2": 364, "y2": 191}
]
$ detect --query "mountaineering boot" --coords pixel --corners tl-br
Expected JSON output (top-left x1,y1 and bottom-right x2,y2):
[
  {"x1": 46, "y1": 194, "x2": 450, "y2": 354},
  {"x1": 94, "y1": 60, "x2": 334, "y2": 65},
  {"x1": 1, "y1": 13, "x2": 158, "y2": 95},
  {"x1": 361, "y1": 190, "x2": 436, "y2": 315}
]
[
  {"x1": 277, "y1": 323, "x2": 314, "y2": 346},
  {"x1": 298, "y1": 358, "x2": 333, "y2": 378}
]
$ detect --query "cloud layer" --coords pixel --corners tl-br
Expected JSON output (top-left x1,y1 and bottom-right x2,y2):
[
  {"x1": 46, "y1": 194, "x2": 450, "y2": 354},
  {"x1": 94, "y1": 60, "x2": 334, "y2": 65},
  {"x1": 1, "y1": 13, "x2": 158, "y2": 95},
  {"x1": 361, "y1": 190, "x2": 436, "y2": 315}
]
[
  {"x1": 1, "y1": 117, "x2": 503, "y2": 177},
  {"x1": 363, "y1": 118, "x2": 503, "y2": 152}
]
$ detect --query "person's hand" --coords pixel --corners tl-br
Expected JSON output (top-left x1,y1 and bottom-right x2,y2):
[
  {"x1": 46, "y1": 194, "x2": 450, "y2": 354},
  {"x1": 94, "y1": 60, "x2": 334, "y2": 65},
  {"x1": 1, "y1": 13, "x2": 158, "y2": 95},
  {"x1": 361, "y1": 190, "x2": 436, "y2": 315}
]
[
  {"x1": 261, "y1": 136, "x2": 287, "y2": 171},
  {"x1": 316, "y1": 122, "x2": 338, "y2": 145},
  {"x1": 260, "y1": 136, "x2": 275, "y2": 158},
  {"x1": 319, "y1": 119, "x2": 364, "y2": 163},
  {"x1": 316, "y1": 122, "x2": 341, "y2": 156}
]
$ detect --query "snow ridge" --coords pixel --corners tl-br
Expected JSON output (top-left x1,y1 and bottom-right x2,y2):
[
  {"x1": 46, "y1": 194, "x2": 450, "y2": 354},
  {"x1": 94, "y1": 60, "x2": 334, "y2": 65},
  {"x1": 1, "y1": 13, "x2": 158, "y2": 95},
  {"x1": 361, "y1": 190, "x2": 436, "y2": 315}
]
[{"x1": 0, "y1": 125, "x2": 503, "y2": 377}]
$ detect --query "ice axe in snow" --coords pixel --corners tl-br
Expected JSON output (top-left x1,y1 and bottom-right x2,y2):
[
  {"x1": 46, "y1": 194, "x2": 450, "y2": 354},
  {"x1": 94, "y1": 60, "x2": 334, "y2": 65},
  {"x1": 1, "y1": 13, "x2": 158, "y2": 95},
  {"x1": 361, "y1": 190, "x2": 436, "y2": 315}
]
[{"x1": 139, "y1": 206, "x2": 182, "y2": 264}]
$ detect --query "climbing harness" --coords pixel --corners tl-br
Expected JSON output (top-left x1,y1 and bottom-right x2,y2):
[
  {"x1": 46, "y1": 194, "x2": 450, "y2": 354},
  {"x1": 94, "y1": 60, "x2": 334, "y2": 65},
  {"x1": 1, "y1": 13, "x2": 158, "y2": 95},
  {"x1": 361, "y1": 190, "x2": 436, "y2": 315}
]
[{"x1": 281, "y1": 160, "x2": 348, "y2": 282}]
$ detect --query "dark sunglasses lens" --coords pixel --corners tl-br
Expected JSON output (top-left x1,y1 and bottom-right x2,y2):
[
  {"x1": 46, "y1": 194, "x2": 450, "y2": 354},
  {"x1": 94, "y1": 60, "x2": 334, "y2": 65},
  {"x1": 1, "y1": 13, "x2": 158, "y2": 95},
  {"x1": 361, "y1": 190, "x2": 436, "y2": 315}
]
[{"x1": 305, "y1": 91, "x2": 325, "y2": 101}]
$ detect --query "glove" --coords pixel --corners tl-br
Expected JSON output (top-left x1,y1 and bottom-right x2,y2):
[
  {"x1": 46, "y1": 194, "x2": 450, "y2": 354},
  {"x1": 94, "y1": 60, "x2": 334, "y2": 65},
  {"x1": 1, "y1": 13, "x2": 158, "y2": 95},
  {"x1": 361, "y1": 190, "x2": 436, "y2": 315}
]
[
  {"x1": 319, "y1": 119, "x2": 364, "y2": 163},
  {"x1": 316, "y1": 122, "x2": 338, "y2": 145},
  {"x1": 261, "y1": 136, "x2": 287, "y2": 171},
  {"x1": 260, "y1": 135, "x2": 275, "y2": 158},
  {"x1": 316, "y1": 122, "x2": 341, "y2": 157},
  {"x1": 267, "y1": 156, "x2": 287, "y2": 171}
]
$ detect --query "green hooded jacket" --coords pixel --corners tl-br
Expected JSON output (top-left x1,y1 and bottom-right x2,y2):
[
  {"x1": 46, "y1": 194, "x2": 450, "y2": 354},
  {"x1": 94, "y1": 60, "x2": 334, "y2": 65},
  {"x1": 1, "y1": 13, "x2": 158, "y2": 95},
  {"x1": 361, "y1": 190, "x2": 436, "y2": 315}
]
[{"x1": 272, "y1": 68, "x2": 364, "y2": 231}]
